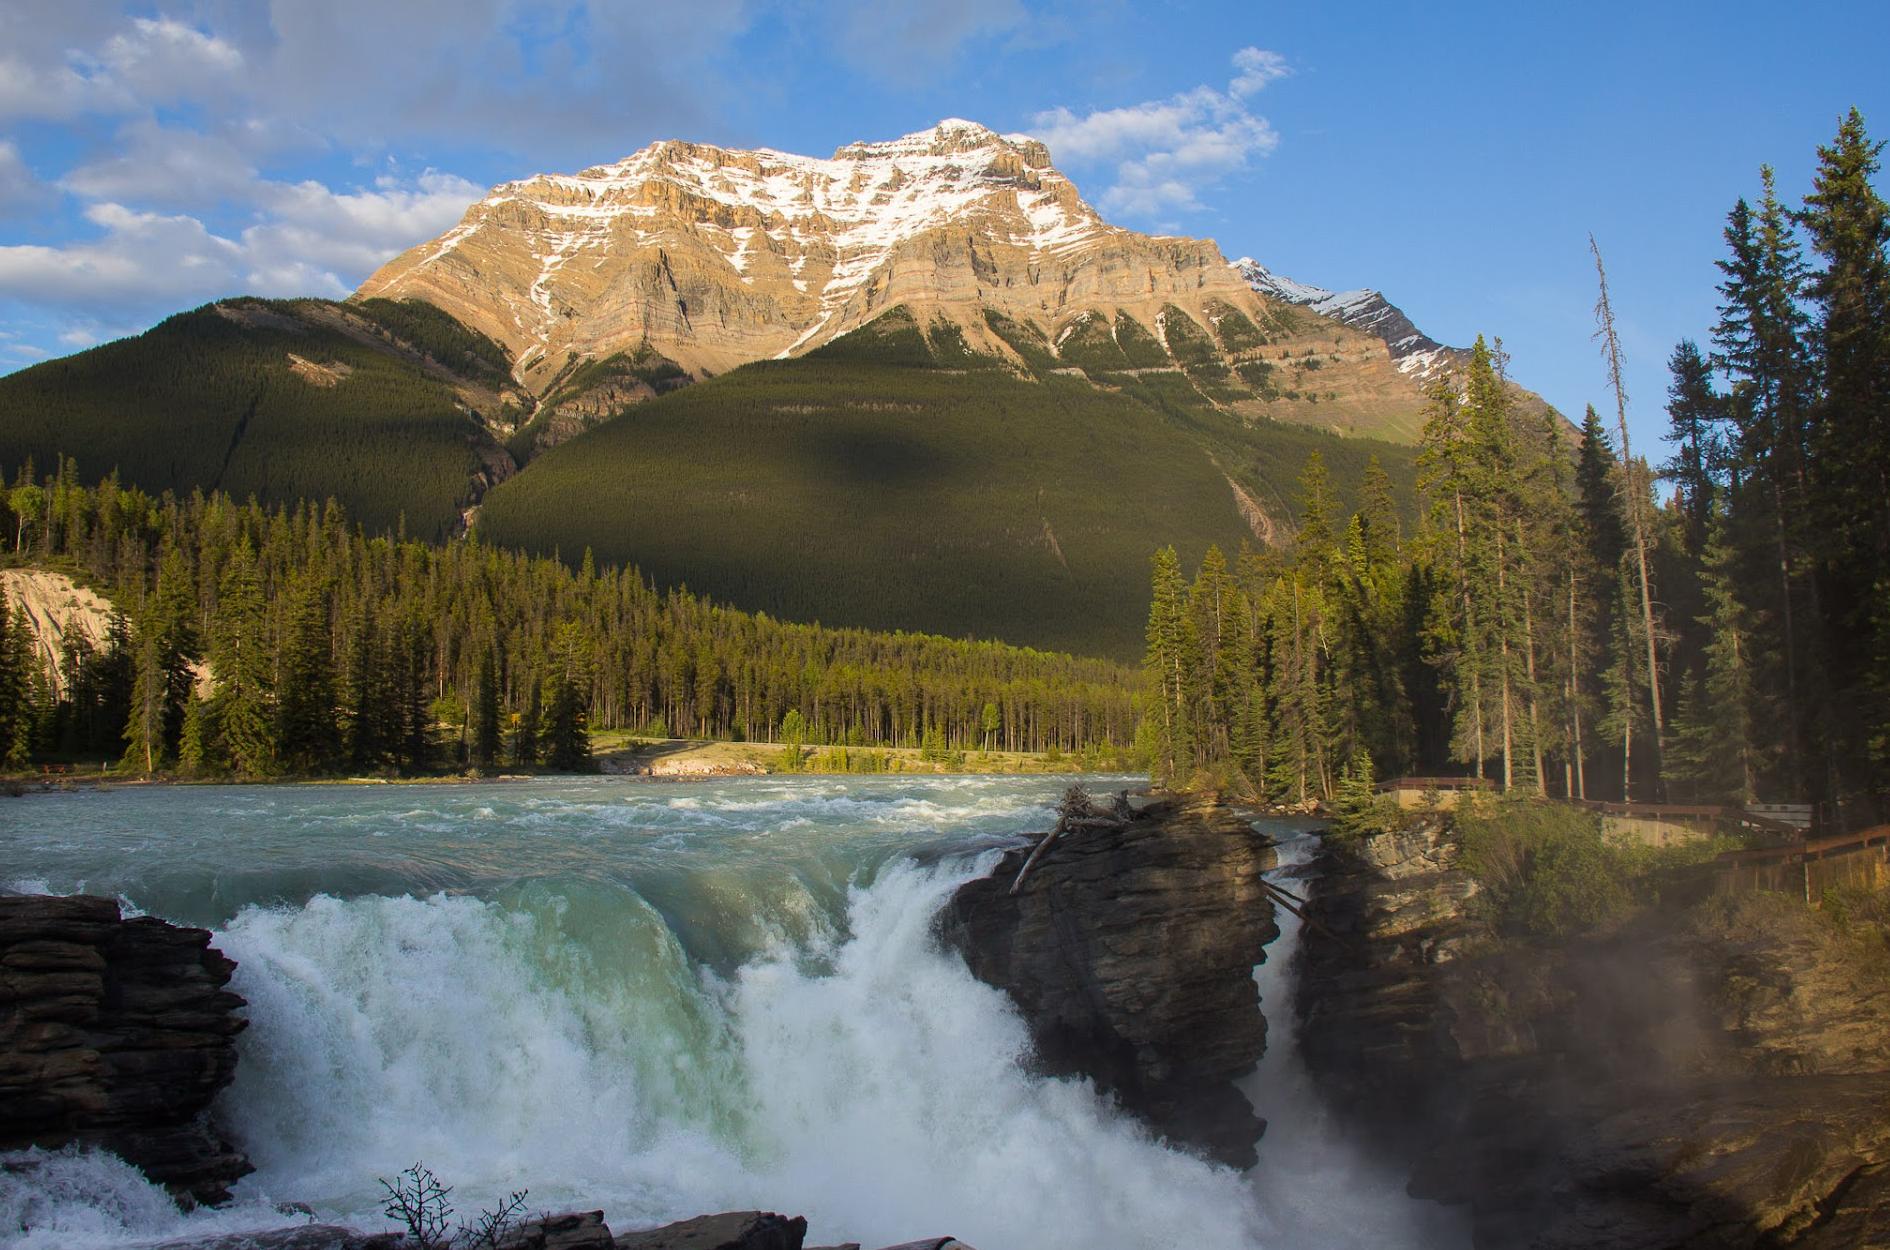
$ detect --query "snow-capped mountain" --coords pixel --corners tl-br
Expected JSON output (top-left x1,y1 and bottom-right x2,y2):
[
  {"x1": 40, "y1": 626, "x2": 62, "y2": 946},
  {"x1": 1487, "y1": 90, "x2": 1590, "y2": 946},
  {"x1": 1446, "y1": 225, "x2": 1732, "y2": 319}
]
[
  {"x1": 360, "y1": 119, "x2": 1250, "y2": 390},
  {"x1": 1230, "y1": 257, "x2": 1457, "y2": 381}
]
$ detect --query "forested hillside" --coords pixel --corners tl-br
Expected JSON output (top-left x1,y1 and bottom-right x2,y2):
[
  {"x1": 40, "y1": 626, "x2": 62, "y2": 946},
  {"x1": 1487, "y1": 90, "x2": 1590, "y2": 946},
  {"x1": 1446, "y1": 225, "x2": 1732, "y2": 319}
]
[
  {"x1": 1147, "y1": 109, "x2": 1890, "y2": 820},
  {"x1": 0, "y1": 298, "x2": 519, "y2": 540},
  {"x1": 0, "y1": 466, "x2": 1139, "y2": 778},
  {"x1": 477, "y1": 306, "x2": 1420, "y2": 659}
]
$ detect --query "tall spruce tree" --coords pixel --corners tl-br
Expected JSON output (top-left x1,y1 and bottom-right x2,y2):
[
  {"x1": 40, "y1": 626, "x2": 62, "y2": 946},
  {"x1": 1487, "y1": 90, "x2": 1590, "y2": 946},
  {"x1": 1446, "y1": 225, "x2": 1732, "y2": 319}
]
[
  {"x1": 1800, "y1": 107, "x2": 1890, "y2": 781},
  {"x1": 472, "y1": 649, "x2": 502, "y2": 770},
  {"x1": 276, "y1": 574, "x2": 341, "y2": 773},
  {"x1": 1662, "y1": 339, "x2": 1728, "y2": 560},
  {"x1": 210, "y1": 537, "x2": 275, "y2": 777},
  {"x1": 1715, "y1": 168, "x2": 1821, "y2": 797},
  {"x1": 1143, "y1": 546, "x2": 1190, "y2": 782}
]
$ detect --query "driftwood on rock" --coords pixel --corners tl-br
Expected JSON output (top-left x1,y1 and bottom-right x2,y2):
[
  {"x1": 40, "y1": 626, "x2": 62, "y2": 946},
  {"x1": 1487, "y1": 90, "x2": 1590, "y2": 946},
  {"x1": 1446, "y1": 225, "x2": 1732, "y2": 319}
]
[
  {"x1": 945, "y1": 792, "x2": 1277, "y2": 1167},
  {"x1": 1009, "y1": 787, "x2": 1131, "y2": 896}
]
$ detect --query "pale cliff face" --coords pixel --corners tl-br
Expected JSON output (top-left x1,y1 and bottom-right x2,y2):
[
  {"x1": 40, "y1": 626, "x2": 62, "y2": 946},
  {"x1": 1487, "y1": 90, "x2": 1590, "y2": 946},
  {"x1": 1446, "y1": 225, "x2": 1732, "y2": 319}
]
[{"x1": 356, "y1": 120, "x2": 1279, "y2": 392}]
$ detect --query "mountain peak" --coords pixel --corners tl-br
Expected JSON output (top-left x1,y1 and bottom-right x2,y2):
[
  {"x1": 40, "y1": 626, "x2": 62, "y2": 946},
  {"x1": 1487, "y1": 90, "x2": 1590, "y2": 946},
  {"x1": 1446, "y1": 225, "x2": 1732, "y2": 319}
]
[{"x1": 1231, "y1": 256, "x2": 1453, "y2": 378}]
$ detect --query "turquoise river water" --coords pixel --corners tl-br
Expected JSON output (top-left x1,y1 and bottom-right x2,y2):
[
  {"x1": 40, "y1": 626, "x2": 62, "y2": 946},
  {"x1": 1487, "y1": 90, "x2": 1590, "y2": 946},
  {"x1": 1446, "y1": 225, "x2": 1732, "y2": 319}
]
[{"x1": 0, "y1": 774, "x2": 1465, "y2": 1250}]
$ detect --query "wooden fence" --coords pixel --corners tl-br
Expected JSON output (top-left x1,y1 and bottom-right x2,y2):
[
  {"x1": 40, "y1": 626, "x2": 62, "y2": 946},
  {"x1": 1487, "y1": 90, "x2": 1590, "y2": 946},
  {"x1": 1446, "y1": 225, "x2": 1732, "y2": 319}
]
[{"x1": 1715, "y1": 826, "x2": 1890, "y2": 903}]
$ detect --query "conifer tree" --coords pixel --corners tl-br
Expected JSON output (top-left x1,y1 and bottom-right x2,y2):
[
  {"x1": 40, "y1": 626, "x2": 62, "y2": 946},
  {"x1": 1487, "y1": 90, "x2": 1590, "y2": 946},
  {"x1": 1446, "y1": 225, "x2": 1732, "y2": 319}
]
[
  {"x1": 1685, "y1": 506, "x2": 1764, "y2": 802},
  {"x1": 1143, "y1": 547, "x2": 1190, "y2": 781},
  {"x1": 0, "y1": 600, "x2": 34, "y2": 766},
  {"x1": 122, "y1": 616, "x2": 164, "y2": 775},
  {"x1": 276, "y1": 575, "x2": 340, "y2": 773},
  {"x1": 1799, "y1": 107, "x2": 1890, "y2": 779},
  {"x1": 178, "y1": 694, "x2": 212, "y2": 777},
  {"x1": 150, "y1": 543, "x2": 200, "y2": 759},
  {"x1": 210, "y1": 537, "x2": 275, "y2": 777},
  {"x1": 1662, "y1": 339, "x2": 1728, "y2": 559},
  {"x1": 510, "y1": 680, "x2": 541, "y2": 767},
  {"x1": 1715, "y1": 168, "x2": 1820, "y2": 795},
  {"x1": 472, "y1": 649, "x2": 502, "y2": 770}
]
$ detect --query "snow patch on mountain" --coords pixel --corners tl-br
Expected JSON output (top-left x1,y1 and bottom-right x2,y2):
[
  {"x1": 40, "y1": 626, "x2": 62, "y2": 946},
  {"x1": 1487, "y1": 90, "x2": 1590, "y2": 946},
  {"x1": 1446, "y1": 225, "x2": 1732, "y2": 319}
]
[
  {"x1": 1231, "y1": 256, "x2": 1457, "y2": 380},
  {"x1": 436, "y1": 121, "x2": 1108, "y2": 362}
]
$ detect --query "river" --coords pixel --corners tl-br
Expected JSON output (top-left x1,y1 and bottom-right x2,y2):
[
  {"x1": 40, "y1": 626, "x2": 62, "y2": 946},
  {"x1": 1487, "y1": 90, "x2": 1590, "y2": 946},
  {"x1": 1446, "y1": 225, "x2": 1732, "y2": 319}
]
[{"x1": 0, "y1": 775, "x2": 1463, "y2": 1250}]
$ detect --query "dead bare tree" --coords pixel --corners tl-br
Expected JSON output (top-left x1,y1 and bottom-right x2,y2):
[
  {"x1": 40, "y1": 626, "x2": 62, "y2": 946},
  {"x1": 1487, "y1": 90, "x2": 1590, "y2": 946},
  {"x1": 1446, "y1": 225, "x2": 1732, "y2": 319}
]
[{"x1": 1590, "y1": 235, "x2": 1665, "y2": 796}]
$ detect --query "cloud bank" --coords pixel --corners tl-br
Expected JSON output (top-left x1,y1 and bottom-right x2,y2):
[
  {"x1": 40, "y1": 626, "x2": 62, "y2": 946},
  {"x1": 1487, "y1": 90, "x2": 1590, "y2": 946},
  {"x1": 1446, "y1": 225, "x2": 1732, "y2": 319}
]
[{"x1": 1029, "y1": 46, "x2": 1288, "y2": 220}]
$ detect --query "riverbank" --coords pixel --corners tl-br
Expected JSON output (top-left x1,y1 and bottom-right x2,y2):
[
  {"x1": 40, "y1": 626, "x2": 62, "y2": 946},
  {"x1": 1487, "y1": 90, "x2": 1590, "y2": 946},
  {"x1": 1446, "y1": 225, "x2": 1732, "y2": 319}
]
[{"x1": 2, "y1": 736, "x2": 1123, "y2": 795}]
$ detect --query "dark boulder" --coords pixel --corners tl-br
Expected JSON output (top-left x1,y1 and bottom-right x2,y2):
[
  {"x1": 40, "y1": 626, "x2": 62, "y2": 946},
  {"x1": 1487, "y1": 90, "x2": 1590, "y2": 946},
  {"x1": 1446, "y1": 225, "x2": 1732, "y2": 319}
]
[
  {"x1": 614, "y1": 1210, "x2": 808, "y2": 1250},
  {"x1": 940, "y1": 790, "x2": 1276, "y2": 1167},
  {"x1": 0, "y1": 893, "x2": 251, "y2": 1204}
]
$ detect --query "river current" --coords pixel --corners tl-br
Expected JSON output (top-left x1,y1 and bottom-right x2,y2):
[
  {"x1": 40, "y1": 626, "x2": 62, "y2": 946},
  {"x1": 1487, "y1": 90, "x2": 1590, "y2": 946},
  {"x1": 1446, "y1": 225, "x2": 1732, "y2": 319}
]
[{"x1": 0, "y1": 775, "x2": 1463, "y2": 1250}]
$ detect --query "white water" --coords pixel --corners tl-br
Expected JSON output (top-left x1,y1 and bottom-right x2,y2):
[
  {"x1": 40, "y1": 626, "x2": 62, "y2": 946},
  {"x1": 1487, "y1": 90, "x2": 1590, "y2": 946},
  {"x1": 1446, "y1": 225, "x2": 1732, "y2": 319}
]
[
  {"x1": 0, "y1": 776, "x2": 1458, "y2": 1249},
  {"x1": 1244, "y1": 831, "x2": 1470, "y2": 1249}
]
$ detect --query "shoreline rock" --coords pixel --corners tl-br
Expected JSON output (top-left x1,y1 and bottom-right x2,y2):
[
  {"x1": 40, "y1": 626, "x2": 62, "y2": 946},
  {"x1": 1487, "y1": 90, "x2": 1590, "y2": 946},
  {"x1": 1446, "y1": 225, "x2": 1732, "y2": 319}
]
[
  {"x1": 939, "y1": 789, "x2": 1276, "y2": 1167},
  {"x1": 0, "y1": 893, "x2": 252, "y2": 1205}
]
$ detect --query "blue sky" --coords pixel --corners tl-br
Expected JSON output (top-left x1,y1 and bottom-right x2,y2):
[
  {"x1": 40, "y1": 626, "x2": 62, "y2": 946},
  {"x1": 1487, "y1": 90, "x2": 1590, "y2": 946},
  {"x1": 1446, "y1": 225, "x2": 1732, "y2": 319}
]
[{"x1": 2, "y1": 0, "x2": 1886, "y2": 454}]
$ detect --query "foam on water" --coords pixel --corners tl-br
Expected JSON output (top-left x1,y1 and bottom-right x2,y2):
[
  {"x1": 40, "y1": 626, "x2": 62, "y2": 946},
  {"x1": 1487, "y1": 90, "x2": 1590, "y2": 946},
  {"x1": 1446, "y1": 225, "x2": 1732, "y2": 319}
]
[{"x1": 0, "y1": 776, "x2": 1458, "y2": 1249}]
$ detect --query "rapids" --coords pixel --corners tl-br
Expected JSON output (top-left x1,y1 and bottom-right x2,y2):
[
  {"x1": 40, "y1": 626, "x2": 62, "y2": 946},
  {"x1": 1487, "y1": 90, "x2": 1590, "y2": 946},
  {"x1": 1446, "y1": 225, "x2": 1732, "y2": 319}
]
[{"x1": 0, "y1": 775, "x2": 1460, "y2": 1249}]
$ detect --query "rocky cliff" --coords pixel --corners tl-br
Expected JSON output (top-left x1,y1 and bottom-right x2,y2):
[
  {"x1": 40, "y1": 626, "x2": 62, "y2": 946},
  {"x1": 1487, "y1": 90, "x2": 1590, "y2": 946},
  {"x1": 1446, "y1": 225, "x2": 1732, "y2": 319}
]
[
  {"x1": 357, "y1": 120, "x2": 1447, "y2": 444},
  {"x1": 1296, "y1": 817, "x2": 1890, "y2": 1248},
  {"x1": 0, "y1": 893, "x2": 251, "y2": 1204},
  {"x1": 940, "y1": 790, "x2": 1276, "y2": 1167}
]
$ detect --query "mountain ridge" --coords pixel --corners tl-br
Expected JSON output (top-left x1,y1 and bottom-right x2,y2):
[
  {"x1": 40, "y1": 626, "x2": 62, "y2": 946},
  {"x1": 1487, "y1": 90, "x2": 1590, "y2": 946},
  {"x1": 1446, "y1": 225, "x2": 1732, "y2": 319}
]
[{"x1": 354, "y1": 118, "x2": 1457, "y2": 446}]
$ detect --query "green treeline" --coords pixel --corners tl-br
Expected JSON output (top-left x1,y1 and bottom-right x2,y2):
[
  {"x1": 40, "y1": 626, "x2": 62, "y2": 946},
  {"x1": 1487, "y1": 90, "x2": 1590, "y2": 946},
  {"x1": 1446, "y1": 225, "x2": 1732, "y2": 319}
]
[
  {"x1": 0, "y1": 468, "x2": 1139, "y2": 778},
  {"x1": 1147, "y1": 109, "x2": 1890, "y2": 818}
]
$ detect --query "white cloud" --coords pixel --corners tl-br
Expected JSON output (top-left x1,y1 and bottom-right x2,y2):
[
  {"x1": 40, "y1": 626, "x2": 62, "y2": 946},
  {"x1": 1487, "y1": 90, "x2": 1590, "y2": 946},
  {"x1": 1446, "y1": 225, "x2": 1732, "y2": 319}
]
[
  {"x1": 0, "y1": 10, "x2": 243, "y2": 121},
  {"x1": 0, "y1": 168, "x2": 478, "y2": 309},
  {"x1": 96, "y1": 17, "x2": 245, "y2": 100},
  {"x1": 1028, "y1": 48, "x2": 1288, "y2": 221},
  {"x1": 0, "y1": 140, "x2": 44, "y2": 214},
  {"x1": 241, "y1": 171, "x2": 482, "y2": 290},
  {"x1": 61, "y1": 122, "x2": 259, "y2": 207},
  {"x1": 1230, "y1": 47, "x2": 1290, "y2": 97}
]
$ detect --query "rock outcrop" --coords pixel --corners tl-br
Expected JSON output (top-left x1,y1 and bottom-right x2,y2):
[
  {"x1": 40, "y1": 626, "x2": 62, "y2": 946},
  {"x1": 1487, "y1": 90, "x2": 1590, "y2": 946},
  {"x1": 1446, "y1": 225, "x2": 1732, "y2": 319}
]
[
  {"x1": 941, "y1": 791, "x2": 1276, "y2": 1167},
  {"x1": 1297, "y1": 818, "x2": 1890, "y2": 1248},
  {"x1": 0, "y1": 894, "x2": 251, "y2": 1204}
]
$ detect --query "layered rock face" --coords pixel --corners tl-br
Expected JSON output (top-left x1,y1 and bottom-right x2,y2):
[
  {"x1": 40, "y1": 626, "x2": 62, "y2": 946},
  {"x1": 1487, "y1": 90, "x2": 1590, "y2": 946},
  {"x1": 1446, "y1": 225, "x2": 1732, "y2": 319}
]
[
  {"x1": 1297, "y1": 820, "x2": 1890, "y2": 1248},
  {"x1": 0, "y1": 894, "x2": 250, "y2": 1204},
  {"x1": 941, "y1": 792, "x2": 1276, "y2": 1167},
  {"x1": 357, "y1": 120, "x2": 1444, "y2": 445}
]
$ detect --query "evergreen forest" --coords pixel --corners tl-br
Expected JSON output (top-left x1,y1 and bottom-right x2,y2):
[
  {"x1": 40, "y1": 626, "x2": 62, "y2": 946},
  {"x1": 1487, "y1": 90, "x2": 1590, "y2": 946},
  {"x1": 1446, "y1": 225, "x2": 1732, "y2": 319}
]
[
  {"x1": 0, "y1": 469, "x2": 1138, "y2": 779},
  {"x1": 1144, "y1": 110, "x2": 1890, "y2": 822}
]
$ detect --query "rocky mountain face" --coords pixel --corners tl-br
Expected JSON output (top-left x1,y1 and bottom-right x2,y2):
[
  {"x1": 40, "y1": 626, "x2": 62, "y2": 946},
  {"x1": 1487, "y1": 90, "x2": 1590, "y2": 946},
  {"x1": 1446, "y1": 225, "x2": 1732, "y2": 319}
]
[
  {"x1": 941, "y1": 790, "x2": 1278, "y2": 1167},
  {"x1": 1230, "y1": 257, "x2": 1458, "y2": 381},
  {"x1": 1297, "y1": 821, "x2": 1890, "y2": 1248},
  {"x1": 358, "y1": 120, "x2": 1447, "y2": 444}
]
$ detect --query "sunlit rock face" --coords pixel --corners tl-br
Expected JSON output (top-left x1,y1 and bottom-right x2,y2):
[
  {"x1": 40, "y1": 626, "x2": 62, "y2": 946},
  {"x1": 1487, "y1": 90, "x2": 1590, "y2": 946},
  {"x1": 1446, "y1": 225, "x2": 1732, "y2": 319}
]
[{"x1": 356, "y1": 120, "x2": 1423, "y2": 421}]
